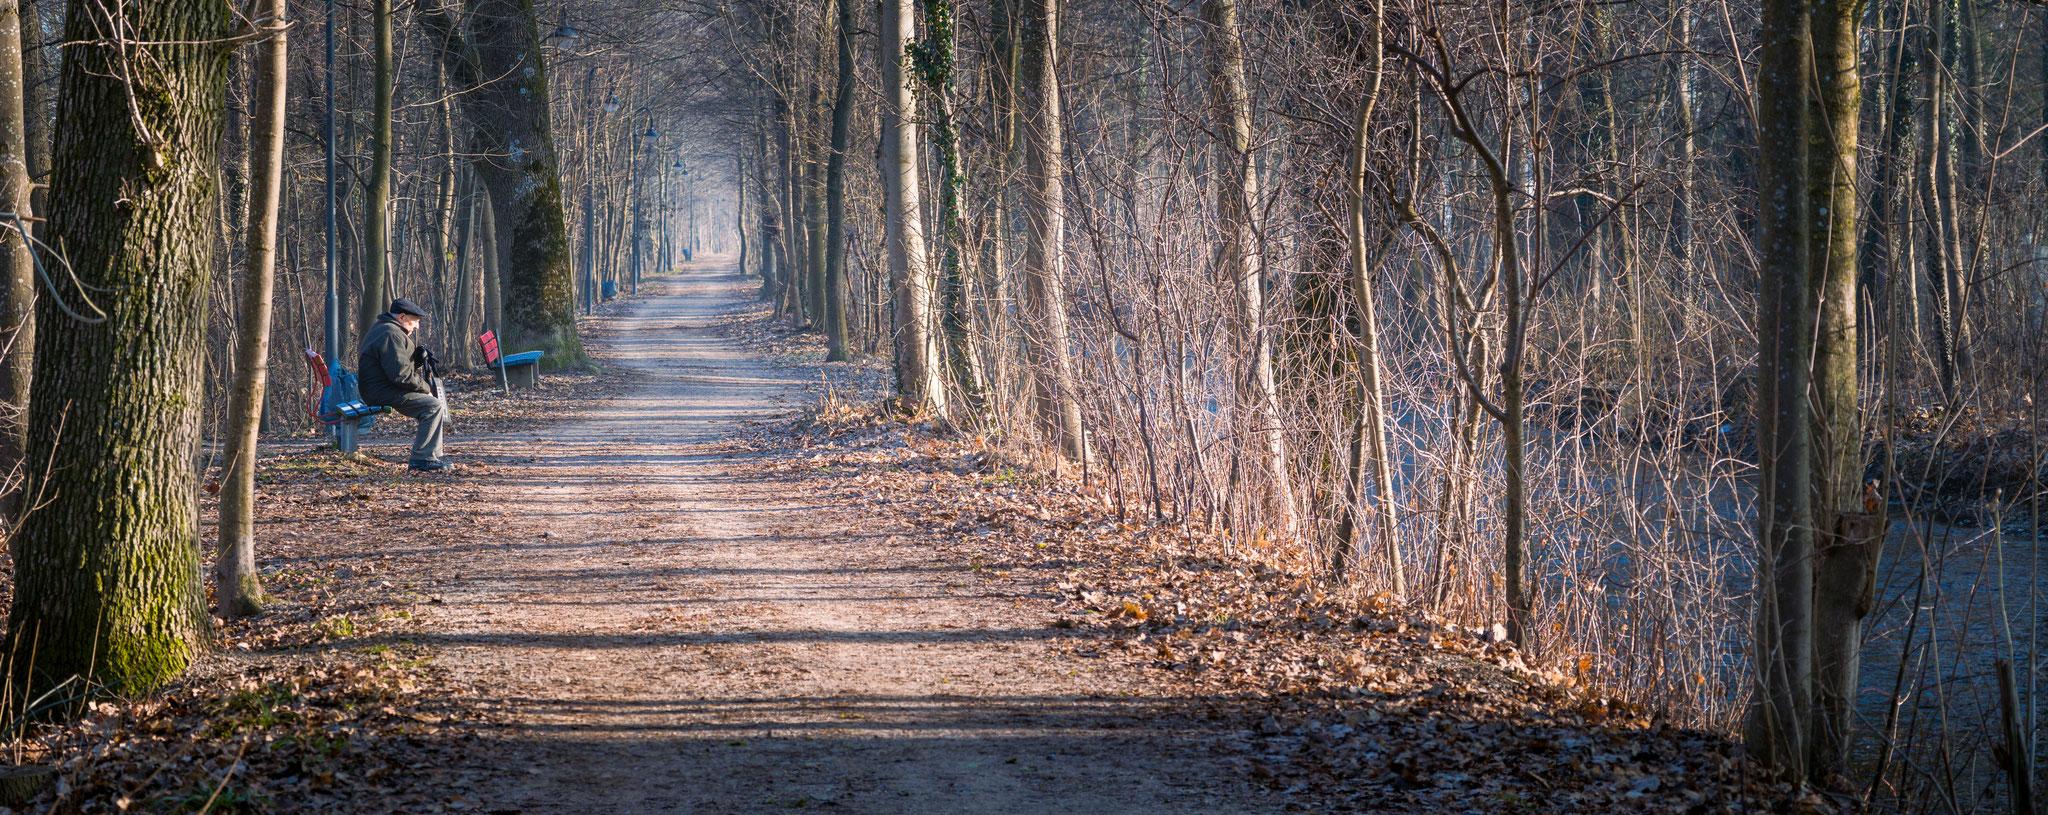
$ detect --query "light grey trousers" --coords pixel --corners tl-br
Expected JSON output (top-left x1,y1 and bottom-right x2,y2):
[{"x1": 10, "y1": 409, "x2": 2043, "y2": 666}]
[{"x1": 387, "y1": 392, "x2": 447, "y2": 463}]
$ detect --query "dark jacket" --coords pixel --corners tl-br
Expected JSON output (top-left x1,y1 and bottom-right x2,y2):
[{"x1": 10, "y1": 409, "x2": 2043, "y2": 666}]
[{"x1": 359, "y1": 314, "x2": 430, "y2": 406}]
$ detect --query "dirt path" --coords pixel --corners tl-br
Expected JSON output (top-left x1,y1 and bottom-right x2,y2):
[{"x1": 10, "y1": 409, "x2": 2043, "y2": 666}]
[{"x1": 423, "y1": 258, "x2": 1269, "y2": 814}]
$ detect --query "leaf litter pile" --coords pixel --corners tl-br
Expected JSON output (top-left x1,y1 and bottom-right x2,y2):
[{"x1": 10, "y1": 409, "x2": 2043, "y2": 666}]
[{"x1": 714, "y1": 317, "x2": 1852, "y2": 814}]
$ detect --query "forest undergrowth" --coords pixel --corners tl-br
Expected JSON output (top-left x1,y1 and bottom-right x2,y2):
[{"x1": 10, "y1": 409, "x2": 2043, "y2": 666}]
[{"x1": 716, "y1": 306, "x2": 1849, "y2": 813}]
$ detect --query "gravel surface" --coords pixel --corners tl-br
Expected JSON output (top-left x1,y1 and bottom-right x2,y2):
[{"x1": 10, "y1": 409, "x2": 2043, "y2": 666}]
[{"x1": 422, "y1": 257, "x2": 1271, "y2": 814}]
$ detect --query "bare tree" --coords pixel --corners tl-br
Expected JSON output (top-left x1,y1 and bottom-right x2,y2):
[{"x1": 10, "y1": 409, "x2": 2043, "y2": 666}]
[
  {"x1": 1748, "y1": 0, "x2": 1816, "y2": 775},
  {"x1": 1017, "y1": 0, "x2": 1084, "y2": 461},
  {"x1": 0, "y1": 0, "x2": 32, "y2": 529},
  {"x1": 217, "y1": 0, "x2": 291, "y2": 619},
  {"x1": 1202, "y1": 0, "x2": 1293, "y2": 530},
  {"x1": 823, "y1": 0, "x2": 853, "y2": 360},
  {"x1": 881, "y1": 0, "x2": 943, "y2": 412}
]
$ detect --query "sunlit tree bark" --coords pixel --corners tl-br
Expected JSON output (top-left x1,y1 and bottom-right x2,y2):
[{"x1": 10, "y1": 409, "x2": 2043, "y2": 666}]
[
  {"x1": 1202, "y1": 0, "x2": 1293, "y2": 530},
  {"x1": 359, "y1": 0, "x2": 393, "y2": 336},
  {"x1": 823, "y1": 0, "x2": 852, "y2": 361},
  {"x1": 218, "y1": 0, "x2": 290, "y2": 619},
  {"x1": 0, "y1": 0, "x2": 32, "y2": 529},
  {"x1": 6, "y1": 0, "x2": 233, "y2": 698},
  {"x1": 881, "y1": 0, "x2": 942, "y2": 411},
  {"x1": 420, "y1": 0, "x2": 583, "y2": 364},
  {"x1": 1018, "y1": 0, "x2": 1084, "y2": 461}
]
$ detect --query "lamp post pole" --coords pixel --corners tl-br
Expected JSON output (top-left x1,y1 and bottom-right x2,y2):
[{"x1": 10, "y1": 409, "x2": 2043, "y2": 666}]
[
  {"x1": 684, "y1": 166, "x2": 700, "y2": 262},
  {"x1": 324, "y1": 0, "x2": 354, "y2": 452},
  {"x1": 629, "y1": 125, "x2": 640, "y2": 295},
  {"x1": 659, "y1": 161, "x2": 673, "y2": 272}
]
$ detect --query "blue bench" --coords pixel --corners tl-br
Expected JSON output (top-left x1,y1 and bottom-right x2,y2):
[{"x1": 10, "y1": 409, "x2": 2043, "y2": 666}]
[
  {"x1": 304, "y1": 350, "x2": 388, "y2": 453},
  {"x1": 478, "y1": 331, "x2": 544, "y2": 392}
]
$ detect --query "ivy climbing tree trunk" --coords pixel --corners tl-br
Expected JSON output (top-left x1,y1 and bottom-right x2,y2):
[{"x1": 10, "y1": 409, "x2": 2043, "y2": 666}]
[
  {"x1": 823, "y1": 0, "x2": 853, "y2": 361},
  {"x1": 217, "y1": 0, "x2": 289, "y2": 619},
  {"x1": 915, "y1": 0, "x2": 987, "y2": 413},
  {"x1": 420, "y1": 0, "x2": 582, "y2": 365},
  {"x1": 5, "y1": 0, "x2": 232, "y2": 698}
]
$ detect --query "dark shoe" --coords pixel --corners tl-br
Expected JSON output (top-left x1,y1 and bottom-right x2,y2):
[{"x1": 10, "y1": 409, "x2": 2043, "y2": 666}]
[{"x1": 408, "y1": 459, "x2": 456, "y2": 472}]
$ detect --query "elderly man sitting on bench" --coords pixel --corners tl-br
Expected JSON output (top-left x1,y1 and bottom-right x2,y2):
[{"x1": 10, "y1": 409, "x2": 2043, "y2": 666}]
[{"x1": 360, "y1": 298, "x2": 454, "y2": 472}]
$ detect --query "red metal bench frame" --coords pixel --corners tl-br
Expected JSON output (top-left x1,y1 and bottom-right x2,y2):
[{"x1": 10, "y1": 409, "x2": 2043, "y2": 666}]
[
  {"x1": 303, "y1": 350, "x2": 388, "y2": 426},
  {"x1": 478, "y1": 331, "x2": 510, "y2": 394}
]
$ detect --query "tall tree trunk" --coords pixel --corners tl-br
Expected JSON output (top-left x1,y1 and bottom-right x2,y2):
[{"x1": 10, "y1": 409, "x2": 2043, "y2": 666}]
[
  {"x1": 6, "y1": 0, "x2": 231, "y2": 698},
  {"x1": 777, "y1": 115, "x2": 801, "y2": 318},
  {"x1": 1672, "y1": 12, "x2": 1696, "y2": 277},
  {"x1": 420, "y1": 0, "x2": 583, "y2": 364},
  {"x1": 1927, "y1": 0, "x2": 1970, "y2": 395},
  {"x1": 1203, "y1": 0, "x2": 1292, "y2": 530},
  {"x1": 1749, "y1": 0, "x2": 1817, "y2": 776},
  {"x1": 823, "y1": 0, "x2": 853, "y2": 361},
  {"x1": 1018, "y1": 0, "x2": 1085, "y2": 461},
  {"x1": 218, "y1": 0, "x2": 290, "y2": 619},
  {"x1": 804, "y1": 148, "x2": 826, "y2": 328},
  {"x1": 1919, "y1": 19, "x2": 1968, "y2": 402},
  {"x1": 986, "y1": 0, "x2": 1023, "y2": 407},
  {"x1": 756, "y1": 121, "x2": 781, "y2": 302},
  {"x1": 883, "y1": 0, "x2": 941, "y2": 411},
  {"x1": 430, "y1": 58, "x2": 457, "y2": 339},
  {"x1": 734, "y1": 152, "x2": 747, "y2": 286},
  {"x1": 1335, "y1": 1, "x2": 1401, "y2": 595},
  {"x1": 0, "y1": 0, "x2": 32, "y2": 530},
  {"x1": 15, "y1": 0, "x2": 41, "y2": 230},
  {"x1": 360, "y1": 0, "x2": 392, "y2": 334},
  {"x1": 1860, "y1": 2, "x2": 1915, "y2": 351},
  {"x1": 1806, "y1": 0, "x2": 1880, "y2": 780}
]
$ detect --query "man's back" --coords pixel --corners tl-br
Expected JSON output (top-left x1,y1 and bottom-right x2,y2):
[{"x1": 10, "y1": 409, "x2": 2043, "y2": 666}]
[{"x1": 359, "y1": 314, "x2": 425, "y2": 407}]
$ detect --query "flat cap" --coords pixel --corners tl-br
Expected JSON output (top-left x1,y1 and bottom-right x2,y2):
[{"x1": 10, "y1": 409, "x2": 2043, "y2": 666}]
[{"x1": 390, "y1": 298, "x2": 428, "y2": 318}]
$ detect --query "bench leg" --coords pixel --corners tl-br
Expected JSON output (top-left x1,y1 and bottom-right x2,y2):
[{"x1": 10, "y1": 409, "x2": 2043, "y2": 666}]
[
  {"x1": 508, "y1": 362, "x2": 539, "y2": 390},
  {"x1": 337, "y1": 419, "x2": 358, "y2": 454}
]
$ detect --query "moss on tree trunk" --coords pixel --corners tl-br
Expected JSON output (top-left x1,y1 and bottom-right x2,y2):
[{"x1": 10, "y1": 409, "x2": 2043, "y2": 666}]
[
  {"x1": 5, "y1": 0, "x2": 232, "y2": 700},
  {"x1": 421, "y1": 0, "x2": 583, "y2": 368}
]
